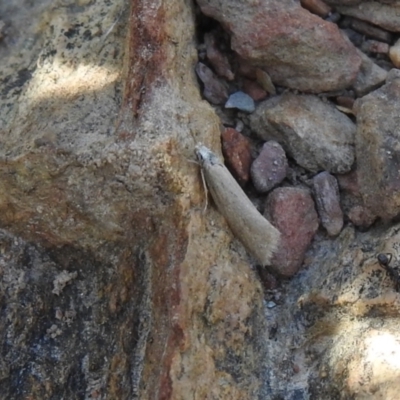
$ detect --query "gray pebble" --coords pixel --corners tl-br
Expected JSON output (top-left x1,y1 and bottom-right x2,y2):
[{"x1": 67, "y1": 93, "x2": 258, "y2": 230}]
[
  {"x1": 225, "y1": 91, "x2": 255, "y2": 113},
  {"x1": 251, "y1": 141, "x2": 288, "y2": 193}
]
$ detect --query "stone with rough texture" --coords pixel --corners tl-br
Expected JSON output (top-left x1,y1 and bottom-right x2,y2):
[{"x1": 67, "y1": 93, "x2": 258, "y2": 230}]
[
  {"x1": 387, "y1": 68, "x2": 400, "y2": 83},
  {"x1": 349, "y1": 18, "x2": 392, "y2": 43},
  {"x1": 353, "y1": 49, "x2": 387, "y2": 97},
  {"x1": 251, "y1": 141, "x2": 288, "y2": 193},
  {"x1": 195, "y1": 62, "x2": 229, "y2": 104},
  {"x1": 255, "y1": 68, "x2": 276, "y2": 95},
  {"x1": 336, "y1": 2, "x2": 400, "y2": 32},
  {"x1": 221, "y1": 128, "x2": 252, "y2": 185},
  {"x1": 5, "y1": 0, "x2": 400, "y2": 399},
  {"x1": 225, "y1": 91, "x2": 255, "y2": 113},
  {"x1": 0, "y1": 0, "x2": 271, "y2": 398},
  {"x1": 312, "y1": 172, "x2": 343, "y2": 236},
  {"x1": 250, "y1": 93, "x2": 356, "y2": 173},
  {"x1": 265, "y1": 187, "x2": 319, "y2": 277},
  {"x1": 337, "y1": 170, "x2": 376, "y2": 228},
  {"x1": 196, "y1": 0, "x2": 362, "y2": 93},
  {"x1": 355, "y1": 76, "x2": 400, "y2": 221},
  {"x1": 263, "y1": 225, "x2": 400, "y2": 398},
  {"x1": 300, "y1": 0, "x2": 332, "y2": 17},
  {"x1": 204, "y1": 31, "x2": 234, "y2": 81},
  {"x1": 361, "y1": 40, "x2": 389, "y2": 55},
  {"x1": 348, "y1": 205, "x2": 376, "y2": 228}
]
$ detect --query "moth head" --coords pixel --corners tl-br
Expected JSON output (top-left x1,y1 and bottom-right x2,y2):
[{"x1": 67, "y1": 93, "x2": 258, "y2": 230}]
[{"x1": 195, "y1": 144, "x2": 219, "y2": 166}]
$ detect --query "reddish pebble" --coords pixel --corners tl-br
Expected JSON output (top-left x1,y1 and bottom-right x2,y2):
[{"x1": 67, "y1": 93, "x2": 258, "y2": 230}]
[
  {"x1": 251, "y1": 141, "x2": 288, "y2": 193},
  {"x1": 204, "y1": 32, "x2": 235, "y2": 81},
  {"x1": 266, "y1": 187, "x2": 319, "y2": 277},
  {"x1": 242, "y1": 79, "x2": 268, "y2": 101},
  {"x1": 312, "y1": 172, "x2": 343, "y2": 236},
  {"x1": 221, "y1": 128, "x2": 252, "y2": 185},
  {"x1": 348, "y1": 205, "x2": 376, "y2": 229}
]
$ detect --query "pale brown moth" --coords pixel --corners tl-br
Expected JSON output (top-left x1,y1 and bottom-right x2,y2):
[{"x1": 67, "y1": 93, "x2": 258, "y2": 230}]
[{"x1": 196, "y1": 145, "x2": 280, "y2": 265}]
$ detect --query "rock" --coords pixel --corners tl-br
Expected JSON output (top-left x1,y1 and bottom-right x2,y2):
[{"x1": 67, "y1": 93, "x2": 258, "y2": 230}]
[
  {"x1": 312, "y1": 172, "x2": 343, "y2": 236},
  {"x1": 387, "y1": 68, "x2": 400, "y2": 83},
  {"x1": 348, "y1": 205, "x2": 376, "y2": 228},
  {"x1": 355, "y1": 76, "x2": 400, "y2": 220},
  {"x1": 353, "y1": 49, "x2": 387, "y2": 97},
  {"x1": 0, "y1": 1, "x2": 270, "y2": 398},
  {"x1": 250, "y1": 141, "x2": 288, "y2": 193},
  {"x1": 242, "y1": 79, "x2": 267, "y2": 102},
  {"x1": 196, "y1": 0, "x2": 362, "y2": 93},
  {"x1": 204, "y1": 31, "x2": 235, "y2": 81},
  {"x1": 265, "y1": 187, "x2": 319, "y2": 277},
  {"x1": 337, "y1": 170, "x2": 375, "y2": 225},
  {"x1": 195, "y1": 62, "x2": 229, "y2": 105},
  {"x1": 221, "y1": 128, "x2": 252, "y2": 185},
  {"x1": 361, "y1": 40, "x2": 389, "y2": 55},
  {"x1": 336, "y1": 170, "x2": 376, "y2": 228},
  {"x1": 348, "y1": 17, "x2": 392, "y2": 43},
  {"x1": 225, "y1": 91, "x2": 256, "y2": 113},
  {"x1": 300, "y1": 0, "x2": 332, "y2": 17},
  {"x1": 335, "y1": 2, "x2": 400, "y2": 32},
  {"x1": 250, "y1": 93, "x2": 356, "y2": 173},
  {"x1": 389, "y1": 38, "x2": 400, "y2": 68},
  {"x1": 255, "y1": 68, "x2": 276, "y2": 96}
]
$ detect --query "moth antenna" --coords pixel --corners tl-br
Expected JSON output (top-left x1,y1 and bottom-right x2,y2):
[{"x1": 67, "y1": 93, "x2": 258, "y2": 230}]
[
  {"x1": 186, "y1": 155, "x2": 207, "y2": 211},
  {"x1": 200, "y1": 167, "x2": 208, "y2": 213}
]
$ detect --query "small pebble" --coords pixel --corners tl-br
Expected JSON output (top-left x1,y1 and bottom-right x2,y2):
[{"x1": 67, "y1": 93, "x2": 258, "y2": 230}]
[
  {"x1": 300, "y1": 0, "x2": 331, "y2": 18},
  {"x1": 251, "y1": 141, "x2": 288, "y2": 193},
  {"x1": 195, "y1": 62, "x2": 228, "y2": 105},
  {"x1": 361, "y1": 40, "x2": 389, "y2": 55},
  {"x1": 256, "y1": 68, "x2": 276, "y2": 95},
  {"x1": 266, "y1": 187, "x2": 319, "y2": 277},
  {"x1": 204, "y1": 31, "x2": 235, "y2": 81},
  {"x1": 349, "y1": 18, "x2": 392, "y2": 43},
  {"x1": 225, "y1": 91, "x2": 255, "y2": 113},
  {"x1": 312, "y1": 171, "x2": 343, "y2": 237},
  {"x1": 267, "y1": 301, "x2": 277, "y2": 309},
  {"x1": 235, "y1": 119, "x2": 244, "y2": 132},
  {"x1": 221, "y1": 128, "x2": 252, "y2": 185}
]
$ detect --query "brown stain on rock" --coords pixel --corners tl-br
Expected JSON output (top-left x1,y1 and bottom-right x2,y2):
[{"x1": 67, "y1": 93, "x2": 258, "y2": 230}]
[{"x1": 126, "y1": 0, "x2": 167, "y2": 117}]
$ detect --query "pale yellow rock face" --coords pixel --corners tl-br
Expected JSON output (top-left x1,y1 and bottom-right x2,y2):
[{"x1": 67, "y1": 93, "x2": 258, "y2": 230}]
[{"x1": 0, "y1": 0, "x2": 269, "y2": 398}]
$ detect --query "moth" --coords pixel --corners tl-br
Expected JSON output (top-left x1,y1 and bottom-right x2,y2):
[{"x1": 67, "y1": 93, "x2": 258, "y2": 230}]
[{"x1": 196, "y1": 145, "x2": 280, "y2": 265}]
